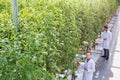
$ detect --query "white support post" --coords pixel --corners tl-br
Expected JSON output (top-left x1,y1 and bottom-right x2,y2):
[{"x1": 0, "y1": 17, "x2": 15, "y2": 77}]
[{"x1": 11, "y1": 0, "x2": 18, "y2": 27}]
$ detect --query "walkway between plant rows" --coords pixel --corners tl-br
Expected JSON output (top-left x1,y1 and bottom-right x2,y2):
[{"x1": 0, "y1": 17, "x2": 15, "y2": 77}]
[{"x1": 93, "y1": 8, "x2": 120, "y2": 80}]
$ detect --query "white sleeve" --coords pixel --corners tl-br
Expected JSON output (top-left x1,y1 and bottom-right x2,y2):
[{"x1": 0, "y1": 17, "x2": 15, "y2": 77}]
[
  {"x1": 87, "y1": 61, "x2": 95, "y2": 72},
  {"x1": 101, "y1": 32, "x2": 104, "y2": 39},
  {"x1": 109, "y1": 32, "x2": 112, "y2": 40},
  {"x1": 78, "y1": 62, "x2": 85, "y2": 69}
]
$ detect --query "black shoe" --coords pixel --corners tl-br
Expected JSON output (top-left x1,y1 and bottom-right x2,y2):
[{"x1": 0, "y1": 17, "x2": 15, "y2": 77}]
[
  {"x1": 106, "y1": 57, "x2": 109, "y2": 60},
  {"x1": 101, "y1": 56, "x2": 106, "y2": 57}
]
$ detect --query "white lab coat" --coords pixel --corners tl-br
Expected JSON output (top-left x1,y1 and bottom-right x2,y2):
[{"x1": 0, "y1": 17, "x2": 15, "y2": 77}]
[
  {"x1": 95, "y1": 38, "x2": 103, "y2": 51},
  {"x1": 101, "y1": 30, "x2": 112, "y2": 49},
  {"x1": 81, "y1": 59, "x2": 95, "y2": 80}
]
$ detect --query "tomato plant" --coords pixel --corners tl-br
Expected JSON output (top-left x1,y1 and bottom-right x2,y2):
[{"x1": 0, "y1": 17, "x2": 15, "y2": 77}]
[{"x1": 0, "y1": 0, "x2": 119, "y2": 80}]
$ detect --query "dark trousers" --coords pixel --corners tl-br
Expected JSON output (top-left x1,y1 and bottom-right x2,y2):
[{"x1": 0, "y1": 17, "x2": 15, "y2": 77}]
[{"x1": 103, "y1": 49, "x2": 109, "y2": 59}]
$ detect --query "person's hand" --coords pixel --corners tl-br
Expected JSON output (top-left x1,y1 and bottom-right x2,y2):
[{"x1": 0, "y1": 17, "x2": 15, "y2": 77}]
[
  {"x1": 76, "y1": 62, "x2": 80, "y2": 67},
  {"x1": 104, "y1": 38, "x2": 107, "y2": 40},
  {"x1": 95, "y1": 42, "x2": 99, "y2": 45},
  {"x1": 75, "y1": 75, "x2": 78, "y2": 78},
  {"x1": 84, "y1": 67, "x2": 88, "y2": 71}
]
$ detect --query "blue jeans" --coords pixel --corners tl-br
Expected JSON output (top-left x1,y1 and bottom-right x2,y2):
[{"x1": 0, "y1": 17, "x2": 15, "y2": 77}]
[{"x1": 104, "y1": 49, "x2": 109, "y2": 59}]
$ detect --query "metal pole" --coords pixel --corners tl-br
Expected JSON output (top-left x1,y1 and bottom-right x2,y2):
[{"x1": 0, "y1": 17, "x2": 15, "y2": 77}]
[{"x1": 11, "y1": 0, "x2": 18, "y2": 28}]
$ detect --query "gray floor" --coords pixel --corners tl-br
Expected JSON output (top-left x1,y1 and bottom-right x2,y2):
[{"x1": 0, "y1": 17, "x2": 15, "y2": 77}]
[{"x1": 93, "y1": 8, "x2": 120, "y2": 80}]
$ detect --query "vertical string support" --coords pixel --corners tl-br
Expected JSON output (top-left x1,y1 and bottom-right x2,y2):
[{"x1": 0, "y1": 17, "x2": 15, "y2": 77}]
[{"x1": 11, "y1": 0, "x2": 18, "y2": 29}]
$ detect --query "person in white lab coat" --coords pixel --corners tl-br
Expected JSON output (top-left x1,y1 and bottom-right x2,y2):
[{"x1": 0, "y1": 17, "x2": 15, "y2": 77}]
[
  {"x1": 101, "y1": 25, "x2": 112, "y2": 60},
  {"x1": 77, "y1": 52, "x2": 95, "y2": 80}
]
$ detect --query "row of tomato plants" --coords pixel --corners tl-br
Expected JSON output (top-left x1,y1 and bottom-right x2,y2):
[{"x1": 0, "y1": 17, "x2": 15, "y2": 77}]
[{"x1": 0, "y1": 0, "x2": 119, "y2": 80}]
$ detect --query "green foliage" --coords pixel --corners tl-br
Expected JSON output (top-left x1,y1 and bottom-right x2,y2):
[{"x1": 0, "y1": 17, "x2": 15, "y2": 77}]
[{"x1": 0, "y1": 0, "x2": 119, "y2": 79}]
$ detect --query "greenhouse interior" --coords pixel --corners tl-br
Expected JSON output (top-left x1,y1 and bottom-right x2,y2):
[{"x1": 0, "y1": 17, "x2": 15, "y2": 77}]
[{"x1": 0, "y1": 0, "x2": 120, "y2": 80}]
